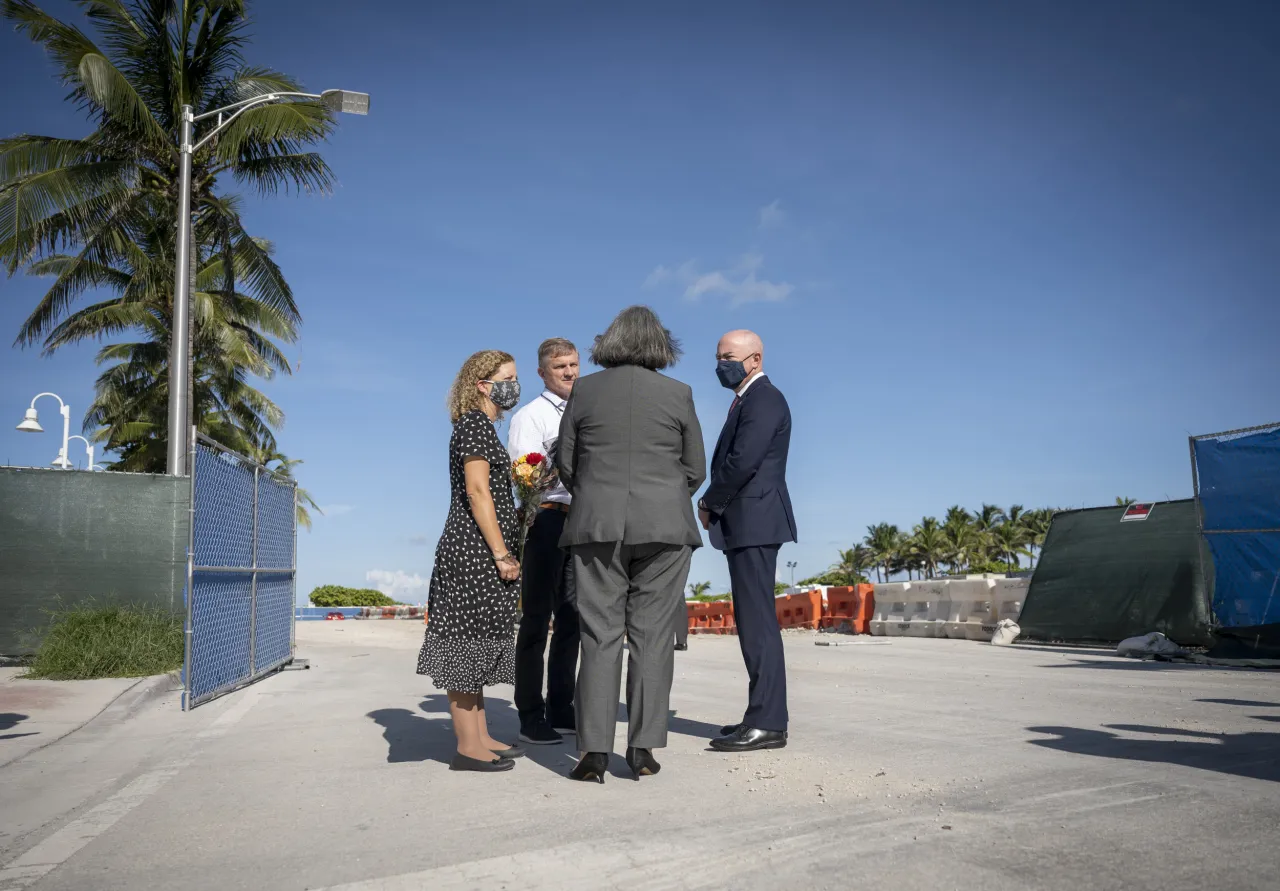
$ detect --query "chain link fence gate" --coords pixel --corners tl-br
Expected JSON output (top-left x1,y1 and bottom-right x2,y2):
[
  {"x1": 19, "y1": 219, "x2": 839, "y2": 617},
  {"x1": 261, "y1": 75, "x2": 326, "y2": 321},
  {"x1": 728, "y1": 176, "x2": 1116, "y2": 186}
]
[{"x1": 184, "y1": 433, "x2": 298, "y2": 709}]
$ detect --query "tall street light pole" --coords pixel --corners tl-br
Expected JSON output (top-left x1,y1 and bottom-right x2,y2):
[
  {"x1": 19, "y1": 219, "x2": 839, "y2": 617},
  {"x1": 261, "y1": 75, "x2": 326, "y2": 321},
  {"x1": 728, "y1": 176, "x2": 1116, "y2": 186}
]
[
  {"x1": 166, "y1": 104, "x2": 194, "y2": 477},
  {"x1": 165, "y1": 89, "x2": 370, "y2": 476}
]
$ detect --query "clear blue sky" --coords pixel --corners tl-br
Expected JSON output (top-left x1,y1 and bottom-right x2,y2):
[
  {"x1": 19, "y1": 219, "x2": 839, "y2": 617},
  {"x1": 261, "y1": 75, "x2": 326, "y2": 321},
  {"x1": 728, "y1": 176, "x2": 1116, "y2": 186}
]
[{"x1": 3, "y1": 0, "x2": 1278, "y2": 601}]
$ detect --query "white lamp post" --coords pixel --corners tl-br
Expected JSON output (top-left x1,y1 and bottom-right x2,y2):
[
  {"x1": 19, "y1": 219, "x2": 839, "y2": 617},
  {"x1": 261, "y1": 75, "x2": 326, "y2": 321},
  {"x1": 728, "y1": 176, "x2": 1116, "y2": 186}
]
[
  {"x1": 16, "y1": 392, "x2": 71, "y2": 470},
  {"x1": 67, "y1": 435, "x2": 98, "y2": 471}
]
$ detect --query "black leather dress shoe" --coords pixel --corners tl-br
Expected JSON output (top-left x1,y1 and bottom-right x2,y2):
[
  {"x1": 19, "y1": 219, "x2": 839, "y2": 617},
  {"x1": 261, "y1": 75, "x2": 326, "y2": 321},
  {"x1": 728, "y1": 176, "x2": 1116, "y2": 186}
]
[
  {"x1": 720, "y1": 722, "x2": 788, "y2": 738},
  {"x1": 674, "y1": 642, "x2": 688, "y2": 651},
  {"x1": 710, "y1": 726, "x2": 788, "y2": 752}
]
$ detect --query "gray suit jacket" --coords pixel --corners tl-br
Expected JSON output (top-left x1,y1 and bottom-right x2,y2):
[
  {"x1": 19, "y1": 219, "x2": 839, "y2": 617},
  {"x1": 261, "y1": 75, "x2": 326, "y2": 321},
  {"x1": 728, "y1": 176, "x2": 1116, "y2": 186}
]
[{"x1": 556, "y1": 365, "x2": 706, "y2": 548}]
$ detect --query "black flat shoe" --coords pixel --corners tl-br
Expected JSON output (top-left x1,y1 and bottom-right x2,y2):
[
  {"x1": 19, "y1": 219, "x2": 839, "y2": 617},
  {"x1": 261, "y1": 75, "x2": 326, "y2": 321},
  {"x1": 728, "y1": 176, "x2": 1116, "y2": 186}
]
[
  {"x1": 490, "y1": 744, "x2": 526, "y2": 759},
  {"x1": 449, "y1": 753, "x2": 514, "y2": 772},
  {"x1": 569, "y1": 752, "x2": 609, "y2": 784},
  {"x1": 709, "y1": 726, "x2": 788, "y2": 753},
  {"x1": 674, "y1": 642, "x2": 688, "y2": 651},
  {"x1": 625, "y1": 747, "x2": 661, "y2": 780}
]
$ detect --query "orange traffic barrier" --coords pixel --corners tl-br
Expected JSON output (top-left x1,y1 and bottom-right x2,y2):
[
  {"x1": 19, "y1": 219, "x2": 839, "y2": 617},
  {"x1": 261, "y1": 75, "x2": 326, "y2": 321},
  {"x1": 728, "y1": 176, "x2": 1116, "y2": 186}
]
[
  {"x1": 687, "y1": 600, "x2": 739, "y2": 635},
  {"x1": 775, "y1": 590, "x2": 822, "y2": 630},
  {"x1": 819, "y1": 584, "x2": 875, "y2": 634}
]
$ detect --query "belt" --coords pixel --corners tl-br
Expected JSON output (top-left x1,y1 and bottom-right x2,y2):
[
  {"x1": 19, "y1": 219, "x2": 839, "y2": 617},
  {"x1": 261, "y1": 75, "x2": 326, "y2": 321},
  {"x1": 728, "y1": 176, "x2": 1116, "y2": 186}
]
[{"x1": 539, "y1": 502, "x2": 569, "y2": 513}]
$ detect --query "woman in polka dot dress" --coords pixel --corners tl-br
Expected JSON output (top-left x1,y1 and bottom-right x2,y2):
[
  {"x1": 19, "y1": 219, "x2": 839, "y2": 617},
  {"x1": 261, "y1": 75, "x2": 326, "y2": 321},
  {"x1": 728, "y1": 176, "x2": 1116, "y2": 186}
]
[{"x1": 418, "y1": 350, "x2": 524, "y2": 772}]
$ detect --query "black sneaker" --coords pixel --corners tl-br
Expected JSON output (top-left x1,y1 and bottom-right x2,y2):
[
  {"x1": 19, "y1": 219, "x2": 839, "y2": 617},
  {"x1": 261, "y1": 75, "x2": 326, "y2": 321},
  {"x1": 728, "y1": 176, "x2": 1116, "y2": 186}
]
[
  {"x1": 549, "y1": 714, "x2": 576, "y2": 736},
  {"x1": 518, "y1": 720, "x2": 563, "y2": 745}
]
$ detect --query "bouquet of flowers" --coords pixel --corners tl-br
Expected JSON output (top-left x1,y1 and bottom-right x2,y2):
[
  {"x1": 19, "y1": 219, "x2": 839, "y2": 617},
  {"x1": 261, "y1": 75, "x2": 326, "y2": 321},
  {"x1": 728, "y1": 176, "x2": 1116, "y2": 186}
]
[{"x1": 511, "y1": 451, "x2": 559, "y2": 556}]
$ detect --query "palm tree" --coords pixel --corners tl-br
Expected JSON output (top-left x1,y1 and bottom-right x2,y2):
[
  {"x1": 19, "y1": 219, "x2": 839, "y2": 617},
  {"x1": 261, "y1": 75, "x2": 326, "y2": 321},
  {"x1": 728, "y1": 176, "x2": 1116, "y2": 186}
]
[
  {"x1": 865, "y1": 523, "x2": 901, "y2": 584},
  {"x1": 943, "y1": 520, "x2": 982, "y2": 574},
  {"x1": 1005, "y1": 504, "x2": 1028, "y2": 531},
  {"x1": 1024, "y1": 508, "x2": 1054, "y2": 567},
  {"x1": 255, "y1": 448, "x2": 320, "y2": 529},
  {"x1": 1, "y1": 0, "x2": 335, "y2": 471},
  {"x1": 991, "y1": 522, "x2": 1031, "y2": 570},
  {"x1": 74, "y1": 233, "x2": 292, "y2": 469},
  {"x1": 1115, "y1": 496, "x2": 1136, "y2": 506},
  {"x1": 973, "y1": 503, "x2": 1006, "y2": 563},
  {"x1": 687, "y1": 581, "x2": 711, "y2": 599},
  {"x1": 909, "y1": 517, "x2": 947, "y2": 579},
  {"x1": 831, "y1": 545, "x2": 875, "y2": 585}
]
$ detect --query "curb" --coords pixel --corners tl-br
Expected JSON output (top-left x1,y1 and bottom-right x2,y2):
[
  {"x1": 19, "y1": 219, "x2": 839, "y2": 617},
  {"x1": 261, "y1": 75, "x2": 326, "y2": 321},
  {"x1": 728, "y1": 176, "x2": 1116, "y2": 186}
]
[{"x1": 0, "y1": 671, "x2": 182, "y2": 770}]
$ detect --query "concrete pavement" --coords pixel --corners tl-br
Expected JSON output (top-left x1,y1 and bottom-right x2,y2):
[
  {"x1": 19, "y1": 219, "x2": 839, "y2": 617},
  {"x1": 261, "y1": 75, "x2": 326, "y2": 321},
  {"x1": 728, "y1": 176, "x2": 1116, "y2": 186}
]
[
  {"x1": 1, "y1": 622, "x2": 1277, "y2": 890},
  {"x1": 0, "y1": 669, "x2": 175, "y2": 769}
]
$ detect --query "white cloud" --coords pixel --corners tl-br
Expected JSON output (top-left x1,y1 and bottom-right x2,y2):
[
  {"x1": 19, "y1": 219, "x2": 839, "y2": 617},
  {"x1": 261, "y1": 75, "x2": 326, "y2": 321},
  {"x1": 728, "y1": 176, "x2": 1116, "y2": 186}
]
[
  {"x1": 645, "y1": 252, "x2": 793, "y2": 306},
  {"x1": 758, "y1": 200, "x2": 786, "y2": 229},
  {"x1": 643, "y1": 259, "x2": 697, "y2": 290},
  {"x1": 366, "y1": 569, "x2": 428, "y2": 600},
  {"x1": 319, "y1": 504, "x2": 354, "y2": 517}
]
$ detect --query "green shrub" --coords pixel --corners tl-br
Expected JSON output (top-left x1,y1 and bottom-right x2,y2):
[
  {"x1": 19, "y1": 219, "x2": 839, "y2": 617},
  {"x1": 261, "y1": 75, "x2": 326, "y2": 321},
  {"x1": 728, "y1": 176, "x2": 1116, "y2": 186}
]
[
  {"x1": 798, "y1": 571, "x2": 869, "y2": 586},
  {"x1": 24, "y1": 602, "x2": 183, "y2": 680},
  {"x1": 687, "y1": 592, "x2": 732, "y2": 602},
  {"x1": 963, "y1": 561, "x2": 1021, "y2": 575},
  {"x1": 309, "y1": 585, "x2": 402, "y2": 607}
]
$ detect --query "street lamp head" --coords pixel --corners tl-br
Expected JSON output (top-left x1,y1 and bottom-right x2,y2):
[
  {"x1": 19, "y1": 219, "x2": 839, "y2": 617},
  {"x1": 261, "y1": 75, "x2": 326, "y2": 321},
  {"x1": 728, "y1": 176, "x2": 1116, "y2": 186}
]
[
  {"x1": 51, "y1": 451, "x2": 72, "y2": 469},
  {"x1": 16, "y1": 408, "x2": 43, "y2": 433},
  {"x1": 321, "y1": 89, "x2": 370, "y2": 115}
]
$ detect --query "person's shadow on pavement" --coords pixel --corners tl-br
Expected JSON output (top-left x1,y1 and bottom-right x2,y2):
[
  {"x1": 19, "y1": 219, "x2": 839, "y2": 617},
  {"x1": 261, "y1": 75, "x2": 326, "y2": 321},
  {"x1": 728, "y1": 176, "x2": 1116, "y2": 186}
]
[
  {"x1": 367, "y1": 707, "x2": 455, "y2": 764},
  {"x1": 1029, "y1": 724, "x2": 1280, "y2": 783},
  {"x1": 0, "y1": 712, "x2": 37, "y2": 742}
]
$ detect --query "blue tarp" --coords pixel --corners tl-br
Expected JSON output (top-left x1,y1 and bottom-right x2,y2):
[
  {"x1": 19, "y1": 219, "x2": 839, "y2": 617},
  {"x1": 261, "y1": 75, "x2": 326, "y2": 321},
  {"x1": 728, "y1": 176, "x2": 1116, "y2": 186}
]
[
  {"x1": 1195, "y1": 425, "x2": 1280, "y2": 631},
  {"x1": 1195, "y1": 427, "x2": 1280, "y2": 531},
  {"x1": 1204, "y1": 533, "x2": 1280, "y2": 628}
]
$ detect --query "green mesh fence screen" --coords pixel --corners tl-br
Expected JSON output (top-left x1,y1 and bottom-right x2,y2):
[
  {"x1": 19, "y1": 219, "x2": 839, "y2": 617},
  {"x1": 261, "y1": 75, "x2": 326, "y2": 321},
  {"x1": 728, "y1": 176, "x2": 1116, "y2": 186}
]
[
  {"x1": 0, "y1": 467, "x2": 189, "y2": 656},
  {"x1": 1019, "y1": 499, "x2": 1215, "y2": 647}
]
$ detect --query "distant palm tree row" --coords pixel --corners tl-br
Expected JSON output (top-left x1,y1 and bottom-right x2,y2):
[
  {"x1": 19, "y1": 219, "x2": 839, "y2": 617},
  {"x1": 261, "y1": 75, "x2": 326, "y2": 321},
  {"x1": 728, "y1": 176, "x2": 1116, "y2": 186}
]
[{"x1": 810, "y1": 504, "x2": 1059, "y2": 586}]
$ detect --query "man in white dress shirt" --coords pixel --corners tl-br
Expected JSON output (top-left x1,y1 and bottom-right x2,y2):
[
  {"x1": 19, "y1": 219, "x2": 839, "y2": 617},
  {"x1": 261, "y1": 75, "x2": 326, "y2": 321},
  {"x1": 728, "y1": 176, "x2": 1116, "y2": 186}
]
[{"x1": 507, "y1": 338, "x2": 580, "y2": 745}]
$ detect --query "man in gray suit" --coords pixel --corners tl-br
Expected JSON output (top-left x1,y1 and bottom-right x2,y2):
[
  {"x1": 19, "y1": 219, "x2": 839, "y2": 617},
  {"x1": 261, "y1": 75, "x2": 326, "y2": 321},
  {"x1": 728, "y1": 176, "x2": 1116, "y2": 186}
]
[{"x1": 556, "y1": 305, "x2": 706, "y2": 783}]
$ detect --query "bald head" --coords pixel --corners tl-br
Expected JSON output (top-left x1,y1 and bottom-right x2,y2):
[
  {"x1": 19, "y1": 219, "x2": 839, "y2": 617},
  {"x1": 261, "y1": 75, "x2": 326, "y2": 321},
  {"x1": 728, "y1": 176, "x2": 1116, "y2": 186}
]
[
  {"x1": 715, "y1": 329, "x2": 765, "y2": 391},
  {"x1": 718, "y1": 329, "x2": 763, "y2": 359}
]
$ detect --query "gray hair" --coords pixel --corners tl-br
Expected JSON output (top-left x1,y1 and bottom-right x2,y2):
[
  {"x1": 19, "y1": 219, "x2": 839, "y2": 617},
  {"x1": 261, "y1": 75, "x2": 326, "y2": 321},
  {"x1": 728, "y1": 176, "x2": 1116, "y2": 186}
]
[{"x1": 589, "y1": 305, "x2": 682, "y2": 370}]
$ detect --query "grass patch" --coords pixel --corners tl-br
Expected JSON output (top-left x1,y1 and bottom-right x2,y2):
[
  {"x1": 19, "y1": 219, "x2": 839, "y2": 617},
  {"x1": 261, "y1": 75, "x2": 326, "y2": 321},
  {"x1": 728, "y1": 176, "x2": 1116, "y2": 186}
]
[{"x1": 24, "y1": 602, "x2": 184, "y2": 680}]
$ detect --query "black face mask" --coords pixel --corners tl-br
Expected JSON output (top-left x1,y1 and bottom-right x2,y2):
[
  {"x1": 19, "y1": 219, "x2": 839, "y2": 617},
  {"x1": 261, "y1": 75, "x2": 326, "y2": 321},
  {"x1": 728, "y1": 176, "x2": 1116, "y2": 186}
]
[{"x1": 716, "y1": 360, "x2": 747, "y2": 390}]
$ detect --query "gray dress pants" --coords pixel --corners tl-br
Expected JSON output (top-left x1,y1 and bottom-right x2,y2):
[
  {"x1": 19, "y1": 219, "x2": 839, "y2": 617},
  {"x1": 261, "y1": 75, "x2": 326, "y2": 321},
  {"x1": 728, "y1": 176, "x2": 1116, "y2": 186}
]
[{"x1": 572, "y1": 542, "x2": 693, "y2": 752}]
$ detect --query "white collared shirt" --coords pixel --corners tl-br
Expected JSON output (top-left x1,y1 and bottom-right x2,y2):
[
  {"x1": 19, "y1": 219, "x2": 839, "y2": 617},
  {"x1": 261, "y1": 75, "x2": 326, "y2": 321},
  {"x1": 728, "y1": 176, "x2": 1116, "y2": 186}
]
[
  {"x1": 507, "y1": 389, "x2": 571, "y2": 504},
  {"x1": 736, "y1": 370, "x2": 765, "y2": 397}
]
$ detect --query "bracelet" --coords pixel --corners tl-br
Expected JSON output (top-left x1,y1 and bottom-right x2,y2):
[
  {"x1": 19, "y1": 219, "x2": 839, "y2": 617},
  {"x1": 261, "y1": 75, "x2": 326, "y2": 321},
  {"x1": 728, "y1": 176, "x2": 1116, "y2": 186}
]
[{"x1": 493, "y1": 552, "x2": 512, "y2": 562}]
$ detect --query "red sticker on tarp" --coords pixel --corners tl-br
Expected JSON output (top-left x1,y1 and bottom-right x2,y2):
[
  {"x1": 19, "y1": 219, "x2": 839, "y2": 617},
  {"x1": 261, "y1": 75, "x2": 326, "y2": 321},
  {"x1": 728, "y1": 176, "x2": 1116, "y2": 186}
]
[{"x1": 1121, "y1": 503, "x2": 1154, "y2": 521}]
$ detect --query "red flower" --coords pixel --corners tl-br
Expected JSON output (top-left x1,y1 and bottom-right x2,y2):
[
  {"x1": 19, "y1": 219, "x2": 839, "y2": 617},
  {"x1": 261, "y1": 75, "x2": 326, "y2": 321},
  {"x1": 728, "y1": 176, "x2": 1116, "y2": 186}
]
[{"x1": 525, "y1": 452, "x2": 545, "y2": 466}]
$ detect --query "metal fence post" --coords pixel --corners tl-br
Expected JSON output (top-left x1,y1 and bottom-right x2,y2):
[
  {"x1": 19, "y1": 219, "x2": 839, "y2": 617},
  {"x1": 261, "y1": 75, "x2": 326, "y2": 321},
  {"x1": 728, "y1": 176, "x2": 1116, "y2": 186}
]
[
  {"x1": 249, "y1": 464, "x2": 259, "y2": 676},
  {"x1": 291, "y1": 483, "x2": 298, "y2": 659},
  {"x1": 183, "y1": 426, "x2": 198, "y2": 710}
]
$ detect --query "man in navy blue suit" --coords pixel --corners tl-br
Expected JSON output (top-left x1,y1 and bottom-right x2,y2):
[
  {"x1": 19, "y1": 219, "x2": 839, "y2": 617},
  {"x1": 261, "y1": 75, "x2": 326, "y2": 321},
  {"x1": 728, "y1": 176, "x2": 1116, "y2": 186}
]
[{"x1": 698, "y1": 330, "x2": 797, "y2": 753}]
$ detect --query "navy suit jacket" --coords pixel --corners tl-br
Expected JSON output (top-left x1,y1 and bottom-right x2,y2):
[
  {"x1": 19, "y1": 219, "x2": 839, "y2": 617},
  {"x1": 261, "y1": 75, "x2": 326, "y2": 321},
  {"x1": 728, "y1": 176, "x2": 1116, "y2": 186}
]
[{"x1": 703, "y1": 375, "x2": 798, "y2": 551}]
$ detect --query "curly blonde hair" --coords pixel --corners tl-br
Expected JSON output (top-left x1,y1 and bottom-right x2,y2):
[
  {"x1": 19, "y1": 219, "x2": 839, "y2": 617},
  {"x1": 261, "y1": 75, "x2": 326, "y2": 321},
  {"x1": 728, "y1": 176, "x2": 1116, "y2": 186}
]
[{"x1": 447, "y1": 350, "x2": 516, "y2": 422}]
